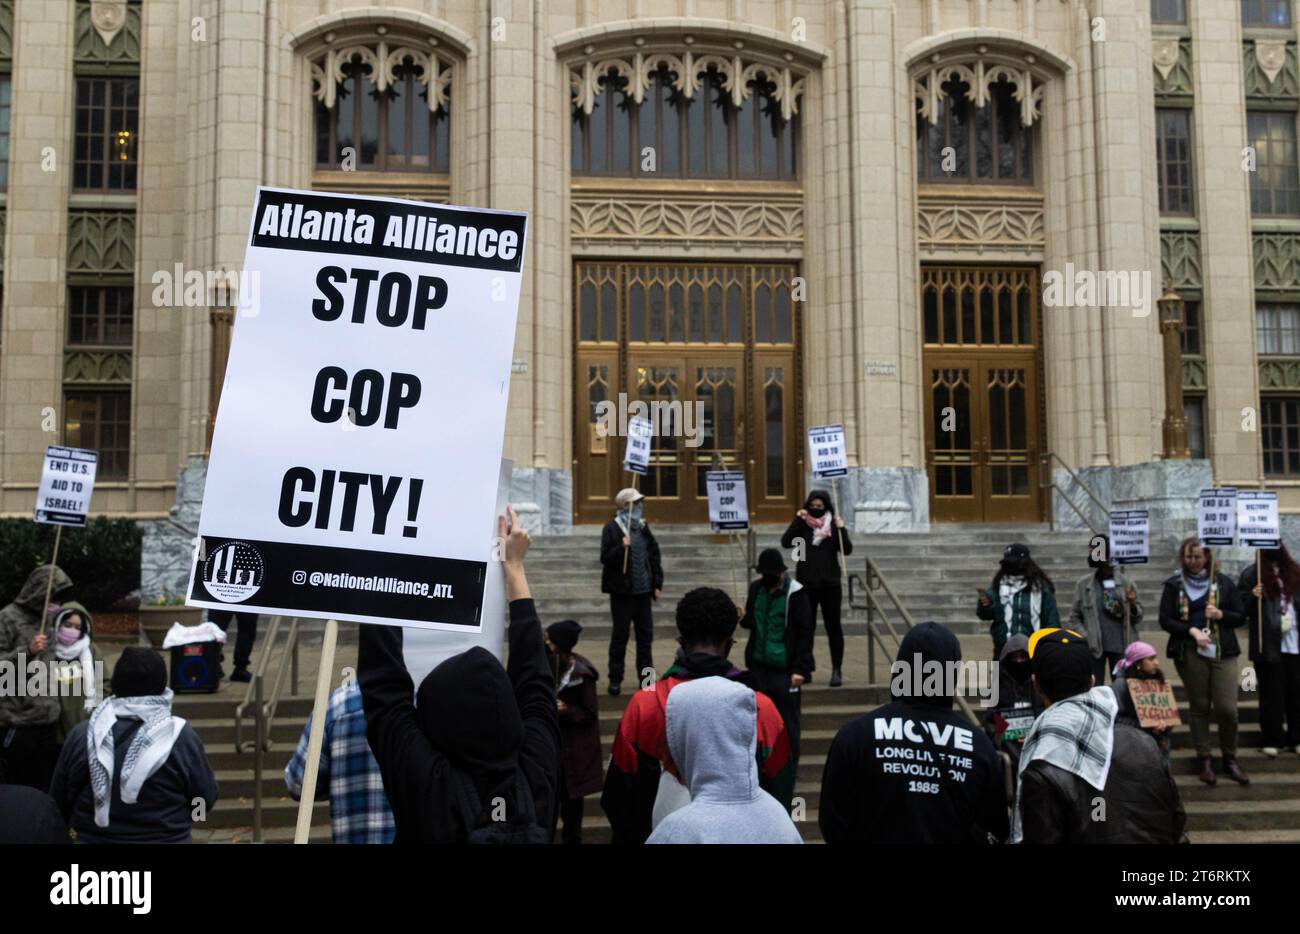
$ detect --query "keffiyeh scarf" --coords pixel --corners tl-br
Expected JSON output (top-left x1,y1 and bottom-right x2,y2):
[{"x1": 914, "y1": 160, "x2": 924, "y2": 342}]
[
  {"x1": 1010, "y1": 686, "x2": 1117, "y2": 842},
  {"x1": 54, "y1": 635, "x2": 97, "y2": 712},
  {"x1": 998, "y1": 576, "x2": 1042, "y2": 640},
  {"x1": 87, "y1": 689, "x2": 186, "y2": 828}
]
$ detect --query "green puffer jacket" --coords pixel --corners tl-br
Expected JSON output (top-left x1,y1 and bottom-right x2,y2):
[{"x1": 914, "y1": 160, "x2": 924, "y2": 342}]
[{"x1": 0, "y1": 564, "x2": 74, "y2": 728}]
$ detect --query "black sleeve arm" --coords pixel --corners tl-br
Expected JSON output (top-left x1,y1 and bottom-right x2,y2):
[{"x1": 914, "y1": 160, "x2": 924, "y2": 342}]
[
  {"x1": 1017, "y1": 767, "x2": 1067, "y2": 844},
  {"x1": 779, "y1": 519, "x2": 802, "y2": 550}
]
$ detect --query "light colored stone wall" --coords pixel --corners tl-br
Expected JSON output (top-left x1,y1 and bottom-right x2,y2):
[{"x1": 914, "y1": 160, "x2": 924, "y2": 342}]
[{"x1": 0, "y1": 0, "x2": 1262, "y2": 526}]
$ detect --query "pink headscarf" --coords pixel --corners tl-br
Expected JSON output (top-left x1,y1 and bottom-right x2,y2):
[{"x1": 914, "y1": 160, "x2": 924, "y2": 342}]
[{"x1": 1114, "y1": 640, "x2": 1158, "y2": 678}]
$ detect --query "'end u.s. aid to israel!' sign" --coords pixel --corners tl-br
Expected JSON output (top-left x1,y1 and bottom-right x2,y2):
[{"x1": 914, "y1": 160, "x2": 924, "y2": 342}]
[
  {"x1": 186, "y1": 188, "x2": 527, "y2": 631},
  {"x1": 35, "y1": 446, "x2": 98, "y2": 527},
  {"x1": 808, "y1": 424, "x2": 847, "y2": 479}
]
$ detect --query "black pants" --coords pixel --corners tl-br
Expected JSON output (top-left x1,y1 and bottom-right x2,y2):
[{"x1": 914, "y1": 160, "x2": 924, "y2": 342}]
[
  {"x1": 608, "y1": 593, "x2": 654, "y2": 686},
  {"x1": 208, "y1": 610, "x2": 259, "y2": 671},
  {"x1": 560, "y1": 796, "x2": 585, "y2": 844},
  {"x1": 804, "y1": 582, "x2": 844, "y2": 670},
  {"x1": 0, "y1": 722, "x2": 61, "y2": 791},
  {"x1": 748, "y1": 663, "x2": 802, "y2": 765},
  {"x1": 1258, "y1": 653, "x2": 1300, "y2": 747},
  {"x1": 1092, "y1": 652, "x2": 1123, "y2": 685}
]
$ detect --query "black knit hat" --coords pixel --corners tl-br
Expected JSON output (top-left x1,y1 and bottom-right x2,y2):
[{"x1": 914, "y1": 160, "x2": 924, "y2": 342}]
[
  {"x1": 756, "y1": 548, "x2": 787, "y2": 575},
  {"x1": 546, "y1": 620, "x2": 582, "y2": 653},
  {"x1": 111, "y1": 646, "x2": 167, "y2": 698},
  {"x1": 1028, "y1": 628, "x2": 1093, "y2": 701}
]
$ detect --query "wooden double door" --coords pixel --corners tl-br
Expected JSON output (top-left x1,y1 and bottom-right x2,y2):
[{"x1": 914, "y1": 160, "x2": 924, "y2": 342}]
[
  {"x1": 574, "y1": 262, "x2": 801, "y2": 524},
  {"x1": 922, "y1": 267, "x2": 1045, "y2": 522}
]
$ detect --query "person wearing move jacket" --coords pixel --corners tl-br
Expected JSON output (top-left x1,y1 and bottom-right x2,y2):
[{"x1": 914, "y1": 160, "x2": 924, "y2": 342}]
[
  {"x1": 1158, "y1": 537, "x2": 1248, "y2": 786},
  {"x1": 358, "y1": 506, "x2": 561, "y2": 843},
  {"x1": 819, "y1": 621, "x2": 1008, "y2": 844},
  {"x1": 600, "y1": 487, "x2": 664, "y2": 696},
  {"x1": 740, "y1": 548, "x2": 814, "y2": 767},
  {"x1": 780, "y1": 490, "x2": 852, "y2": 686}
]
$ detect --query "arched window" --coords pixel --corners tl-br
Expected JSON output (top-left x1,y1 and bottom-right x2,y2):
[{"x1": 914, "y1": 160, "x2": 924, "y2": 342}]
[
  {"x1": 914, "y1": 62, "x2": 1040, "y2": 185},
  {"x1": 311, "y1": 44, "x2": 451, "y2": 174},
  {"x1": 571, "y1": 53, "x2": 802, "y2": 180}
]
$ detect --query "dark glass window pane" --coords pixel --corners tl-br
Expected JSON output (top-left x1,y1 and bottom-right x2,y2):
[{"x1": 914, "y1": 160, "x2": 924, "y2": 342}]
[
  {"x1": 755, "y1": 285, "x2": 772, "y2": 343},
  {"x1": 600, "y1": 281, "x2": 617, "y2": 342},
  {"x1": 629, "y1": 283, "x2": 646, "y2": 341},
  {"x1": 727, "y1": 284, "x2": 743, "y2": 342},
  {"x1": 924, "y1": 286, "x2": 939, "y2": 343},
  {"x1": 579, "y1": 282, "x2": 597, "y2": 341},
  {"x1": 775, "y1": 285, "x2": 792, "y2": 343}
]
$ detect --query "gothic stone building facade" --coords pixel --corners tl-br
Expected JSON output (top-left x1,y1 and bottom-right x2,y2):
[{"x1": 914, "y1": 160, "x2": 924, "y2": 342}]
[{"x1": 0, "y1": 0, "x2": 1297, "y2": 587}]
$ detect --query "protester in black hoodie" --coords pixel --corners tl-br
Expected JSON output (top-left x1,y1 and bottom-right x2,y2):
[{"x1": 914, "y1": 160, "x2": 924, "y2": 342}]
[
  {"x1": 780, "y1": 490, "x2": 852, "y2": 686},
  {"x1": 359, "y1": 505, "x2": 560, "y2": 843},
  {"x1": 819, "y1": 622, "x2": 1008, "y2": 844},
  {"x1": 983, "y1": 633, "x2": 1043, "y2": 782}
]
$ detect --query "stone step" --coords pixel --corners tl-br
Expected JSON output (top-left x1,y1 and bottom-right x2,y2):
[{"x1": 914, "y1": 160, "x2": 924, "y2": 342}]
[{"x1": 1183, "y1": 799, "x2": 1300, "y2": 831}]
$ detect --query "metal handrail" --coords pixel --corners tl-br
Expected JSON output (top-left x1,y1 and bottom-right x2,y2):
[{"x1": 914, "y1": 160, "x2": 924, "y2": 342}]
[
  {"x1": 1039, "y1": 451, "x2": 1110, "y2": 535},
  {"x1": 233, "y1": 615, "x2": 303, "y2": 754},
  {"x1": 849, "y1": 556, "x2": 982, "y2": 728}
]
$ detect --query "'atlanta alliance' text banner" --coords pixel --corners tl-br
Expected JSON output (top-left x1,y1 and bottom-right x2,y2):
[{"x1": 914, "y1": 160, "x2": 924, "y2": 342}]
[{"x1": 186, "y1": 187, "x2": 527, "y2": 631}]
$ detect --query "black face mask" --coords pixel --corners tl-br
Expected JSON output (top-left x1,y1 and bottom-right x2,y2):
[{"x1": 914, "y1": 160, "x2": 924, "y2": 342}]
[
  {"x1": 1006, "y1": 660, "x2": 1031, "y2": 683},
  {"x1": 807, "y1": 507, "x2": 827, "y2": 518},
  {"x1": 761, "y1": 573, "x2": 783, "y2": 590}
]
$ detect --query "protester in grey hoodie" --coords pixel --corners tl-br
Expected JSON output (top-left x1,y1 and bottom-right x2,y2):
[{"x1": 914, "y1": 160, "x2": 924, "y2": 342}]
[{"x1": 646, "y1": 676, "x2": 802, "y2": 844}]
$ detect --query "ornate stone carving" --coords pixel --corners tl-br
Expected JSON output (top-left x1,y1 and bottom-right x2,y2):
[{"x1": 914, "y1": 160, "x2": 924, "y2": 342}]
[
  {"x1": 68, "y1": 211, "x2": 135, "y2": 274},
  {"x1": 570, "y1": 188, "x2": 803, "y2": 249},
  {"x1": 1260, "y1": 357, "x2": 1300, "y2": 392},
  {"x1": 916, "y1": 195, "x2": 1045, "y2": 255},
  {"x1": 1254, "y1": 232, "x2": 1300, "y2": 291},
  {"x1": 75, "y1": 0, "x2": 139, "y2": 65},
  {"x1": 309, "y1": 41, "x2": 453, "y2": 113},
  {"x1": 89, "y1": 0, "x2": 126, "y2": 46},
  {"x1": 569, "y1": 50, "x2": 807, "y2": 122},
  {"x1": 913, "y1": 56, "x2": 1046, "y2": 127},
  {"x1": 1244, "y1": 39, "x2": 1300, "y2": 98},
  {"x1": 1161, "y1": 230, "x2": 1202, "y2": 291},
  {"x1": 1153, "y1": 38, "x2": 1193, "y2": 97},
  {"x1": 63, "y1": 349, "x2": 132, "y2": 385},
  {"x1": 1181, "y1": 357, "x2": 1207, "y2": 393}
]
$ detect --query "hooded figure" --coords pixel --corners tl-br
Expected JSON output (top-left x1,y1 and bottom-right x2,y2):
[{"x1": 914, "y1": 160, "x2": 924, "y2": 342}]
[
  {"x1": 647, "y1": 677, "x2": 802, "y2": 844},
  {"x1": 819, "y1": 622, "x2": 1009, "y2": 844},
  {"x1": 0, "y1": 564, "x2": 74, "y2": 730},
  {"x1": 51, "y1": 601, "x2": 106, "y2": 741},
  {"x1": 359, "y1": 599, "x2": 561, "y2": 843},
  {"x1": 983, "y1": 634, "x2": 1044, "y2": 782},
  {"x1": 780, "y1": 490, "x2": 854, "y2": 684},
  {"x1": 48, "y1": 647, "x2": 219, "y2": 844}
]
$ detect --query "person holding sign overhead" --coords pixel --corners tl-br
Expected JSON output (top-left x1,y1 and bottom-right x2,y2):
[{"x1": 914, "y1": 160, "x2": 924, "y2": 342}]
[
  {"x1": 1158, "y1": 537, "x2": 1249, "y2": 786},
  {"x1": 600, "y1": 488, "x2": 663, "y2": 696},
  {"x1": 780, "y1": 491, "x2": 852, "y2": 686},
  {"x1": 1239, "y1": 545, "x2": 1300, "y2": 757}
]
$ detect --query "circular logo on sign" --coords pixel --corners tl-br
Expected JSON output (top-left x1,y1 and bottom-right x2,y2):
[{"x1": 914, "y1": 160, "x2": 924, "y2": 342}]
[{"x1": 202, "y1": 540, "x2": 264, "y2": 603}]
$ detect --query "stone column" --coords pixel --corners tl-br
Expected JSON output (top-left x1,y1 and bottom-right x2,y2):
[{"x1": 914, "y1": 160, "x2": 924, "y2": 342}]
[{"x1": 0, "y1": 1, "x2": 74, "y2": 512}]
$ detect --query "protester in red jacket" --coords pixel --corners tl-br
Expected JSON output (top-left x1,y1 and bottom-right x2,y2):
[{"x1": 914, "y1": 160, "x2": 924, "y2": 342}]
[{"x1": 600, "y1": 587, "x2": 793, "y2": 845}]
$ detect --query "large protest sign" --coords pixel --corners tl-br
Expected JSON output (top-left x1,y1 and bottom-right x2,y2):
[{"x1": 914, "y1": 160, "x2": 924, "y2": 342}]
[
  {"x1": 623, "y1": 415, "x2": 652, "y2": 476},
  {"x1": 705, "y1": 470, "x2": 749, "y2": 531},
  {"x1": 187, "y1": 188, "x2": 526, "y2": 631},
  {"x1": 1127, "y1": 678, "x2": 1182, "y2": 730},
  {"x1": 808, "y1": 424, "x2": 848, "y2": 478},
  {"x1": 1237, "y1": 491, "x2": 1280, "y2": 549},
  {"x1": 34, "y1": 446, "x2": 98, "y2": 527},
  {"x1": 1108, "y1": 510, "x2": 1149, "y2": 565},
  {"x1": 1197, "y1": 488, "x2": 1237, "y2": 546}
]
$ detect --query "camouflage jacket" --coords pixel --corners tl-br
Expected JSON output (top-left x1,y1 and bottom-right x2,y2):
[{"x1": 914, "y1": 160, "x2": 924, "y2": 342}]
[{"x1": 0, "y1": 564, "x2": 73, "y2": 728}]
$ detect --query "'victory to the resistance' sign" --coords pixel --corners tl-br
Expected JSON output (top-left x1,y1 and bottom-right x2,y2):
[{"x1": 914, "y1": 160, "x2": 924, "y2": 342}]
[
  {"x1": 705, "y1": 471, "x2": 749, "y2": 531},
  {"x1": 808, "y1": 424, "x2": 847, "y2": 479},
  {"x1": 187, "y1": 188, "x2": 526, "y2": 631},
  {"x1": 35, "y1": 446, "x2": 98, "y2": 527},
  {"x1": 1238, "y1": 491, "x2": 1281, "y2": 549}
]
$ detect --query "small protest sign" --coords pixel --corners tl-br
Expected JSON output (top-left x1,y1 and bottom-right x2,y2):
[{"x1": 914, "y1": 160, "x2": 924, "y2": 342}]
[
  {"x1": 705, "y1": 470, "x2": 749, "y2": 531},
  {"x1": 1237, "y1": 491, "x2": 1280, "y2": 549},
  {"x1": 1127, "y1": 678, "x2": 1181, "y2": 730},
  {"x1": 623, "y1": 415, "x2": 652, "y2": 476},
  {"x1": 1197, "y1": 488, "x2": 1237, "y2": 546},
  {"x1": 1108, "y1": 509, "x2": 1149, "y2": 565},
  {"x1": 808, "y1": 424, "x2": 847, "y2": 479},
  {"x1": 35, "y1": 446, "x2": 98, "y2": 528}
]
